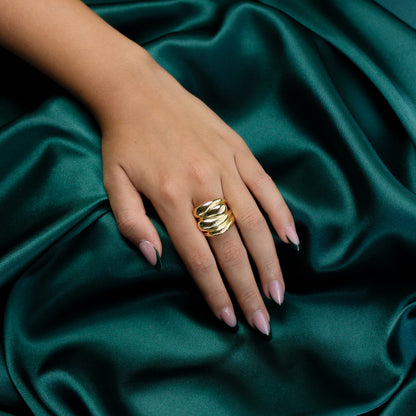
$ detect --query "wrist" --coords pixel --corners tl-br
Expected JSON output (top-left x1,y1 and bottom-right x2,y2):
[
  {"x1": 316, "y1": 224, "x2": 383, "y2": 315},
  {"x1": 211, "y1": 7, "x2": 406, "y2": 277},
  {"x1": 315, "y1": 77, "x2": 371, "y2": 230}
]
[{"x1": 83, "y1": 44, "x2": 158, "y2": 127}]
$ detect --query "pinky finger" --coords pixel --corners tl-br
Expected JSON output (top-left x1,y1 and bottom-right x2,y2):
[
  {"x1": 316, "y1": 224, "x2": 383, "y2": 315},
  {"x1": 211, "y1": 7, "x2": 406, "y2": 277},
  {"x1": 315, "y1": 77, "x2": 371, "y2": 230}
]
[{"x1": 235, "y1": 153, "x2": 300, "y2": 250}]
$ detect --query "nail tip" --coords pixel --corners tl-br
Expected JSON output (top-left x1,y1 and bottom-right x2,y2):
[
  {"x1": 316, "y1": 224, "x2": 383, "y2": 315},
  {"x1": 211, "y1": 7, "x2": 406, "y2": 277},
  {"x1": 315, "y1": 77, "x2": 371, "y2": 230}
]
[
  {"x1": 153, "y1": 247, "x2": 162, "y2": 271},
  {"x1": 225, "y1": 322, "x2": 239, "y2": 333},
  {"x1": 271, "y1": 295, "x2": 283, "y2": 306},
  {"x1": 138, "y1": 240, "x2": 162, "y2": 270},
  {"x1": 252, "y1": 310, "x2": 271, "y2": 338},
  {"x1": 272, "y1": 291, "x2": 284, "y2": 306},
  {"x1": 286, "y1": 236, "x2": 300, "y2": 252},
  {"x1": 258, "y1": 327, "x2": 272, "y2": 340}
]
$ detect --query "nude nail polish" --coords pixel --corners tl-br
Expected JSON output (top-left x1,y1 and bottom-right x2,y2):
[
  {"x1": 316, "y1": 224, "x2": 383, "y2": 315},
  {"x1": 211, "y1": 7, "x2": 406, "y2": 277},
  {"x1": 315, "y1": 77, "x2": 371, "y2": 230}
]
[
  {"x1": 220, "y1": 306, "x2": 238, "y2": 329},
  {"x1": 285, "y1": 224, "x2": 300, "y2": 251},
  {"x1": 269, "y1": 280, "x2": 284, "y2": 306},
  {"x1": 252, "y1": 310, "x2": 270, "y2": 336},
  {"x1": 138, "y1": 240, "x2": 162, "y2": 270}
]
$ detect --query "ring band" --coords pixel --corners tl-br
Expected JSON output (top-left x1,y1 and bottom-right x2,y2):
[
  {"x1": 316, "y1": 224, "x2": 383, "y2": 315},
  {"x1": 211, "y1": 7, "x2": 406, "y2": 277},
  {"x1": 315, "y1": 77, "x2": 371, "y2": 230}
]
[{"x1": 193, "y1": 198, "x2": 235, "y2": 237}]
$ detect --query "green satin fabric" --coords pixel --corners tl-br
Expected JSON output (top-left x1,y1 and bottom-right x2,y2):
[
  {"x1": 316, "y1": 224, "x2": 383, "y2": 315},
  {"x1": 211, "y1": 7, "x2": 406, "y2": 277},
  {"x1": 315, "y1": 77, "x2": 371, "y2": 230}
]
[{"x1": 1, "y1": 1, "x2": 416, "y2": 415}]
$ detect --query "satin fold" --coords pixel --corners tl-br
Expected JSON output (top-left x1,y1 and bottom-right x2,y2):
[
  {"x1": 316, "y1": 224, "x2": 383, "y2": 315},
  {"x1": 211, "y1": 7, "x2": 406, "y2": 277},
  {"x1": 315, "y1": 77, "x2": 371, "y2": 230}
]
[{"x1": 1, "y1": 1, "x2": 415, "y2": 415}]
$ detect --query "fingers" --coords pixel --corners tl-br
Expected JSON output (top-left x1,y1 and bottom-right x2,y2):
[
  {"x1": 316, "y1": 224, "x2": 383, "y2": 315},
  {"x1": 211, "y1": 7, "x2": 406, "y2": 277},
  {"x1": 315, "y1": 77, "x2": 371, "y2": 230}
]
[
  {"x1": 103, "y1": 165, "x2": 162, "y2": 269},
  {"x1": 162, "y1": 206, "x2": 271, "y2": 335},
  {"x1": 208, "y1": 227, "x2": 271, "y2": 336},
  {"x1": 156, "y1": 184, "x2": 271, "y2": 334},
  {"x1": 159, "y1": 206, "x2": 238, "y2": 329},
  {"x1": 103, "y1": 148, "x2": 296, "y2": 337},
  {"x1": 235, "y1": 152, "x2": 300, "y2": 250}
]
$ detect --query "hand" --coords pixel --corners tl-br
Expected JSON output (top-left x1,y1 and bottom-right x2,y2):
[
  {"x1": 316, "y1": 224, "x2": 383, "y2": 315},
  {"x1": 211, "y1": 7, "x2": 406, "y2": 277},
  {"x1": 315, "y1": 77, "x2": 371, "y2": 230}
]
[
  {"x1": 0, "y1": 0, "x2": 298, "y2": 335},
  {"x1": 101, "y1": 51, "x2": 299, "y2": 335}
]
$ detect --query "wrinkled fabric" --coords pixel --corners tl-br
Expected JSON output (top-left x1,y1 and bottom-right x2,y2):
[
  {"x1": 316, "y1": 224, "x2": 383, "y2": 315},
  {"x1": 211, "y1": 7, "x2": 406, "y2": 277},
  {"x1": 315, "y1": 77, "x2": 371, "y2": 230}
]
[{"x1": 1, "y1": 1, "x2": 416, "y2": 415}]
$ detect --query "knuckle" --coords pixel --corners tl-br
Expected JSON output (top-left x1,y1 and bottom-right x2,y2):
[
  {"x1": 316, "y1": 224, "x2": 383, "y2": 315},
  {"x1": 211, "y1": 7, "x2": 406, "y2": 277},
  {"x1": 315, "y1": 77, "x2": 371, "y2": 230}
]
[
  {"x1": 239, "y1": 208, "x2": 265, "y2": 230},
  {"x1": 186, "y1": 160, "x2": 216, "y2": 187},
  {"x1": 204, "y1": 287, "x2": 228, "y2": 307},
  {"x1": 239, "y1": 286, "x2": 261, "y2": 306},
  {"x1": 116, "y1": 212, "x2": 140, "y2": 236},
  {"x1": 158, "y1": 175, "x2": 180, "y2": 204},
  {"x1": 251, "y1": 170, "x2": 273, "y2": 189},
  {"x1": 186, "y1": 251, "x2": 214, "y2": 274},
  {"x1": 276, "y1": 198, "x2": 290, "y2": 214},
  {"x1": 263, "y1": 258, "x2": 280, "y2": 276},
  {"x1": 221, "y1": 242, "x2": 247, "y2": 266}
]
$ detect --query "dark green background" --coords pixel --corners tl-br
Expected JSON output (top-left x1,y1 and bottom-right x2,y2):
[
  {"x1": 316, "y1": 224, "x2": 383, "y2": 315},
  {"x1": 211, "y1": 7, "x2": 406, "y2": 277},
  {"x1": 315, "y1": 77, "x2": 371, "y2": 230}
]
[{"x1": 1, "y1": 1, "x2": 415, "y2": 415}]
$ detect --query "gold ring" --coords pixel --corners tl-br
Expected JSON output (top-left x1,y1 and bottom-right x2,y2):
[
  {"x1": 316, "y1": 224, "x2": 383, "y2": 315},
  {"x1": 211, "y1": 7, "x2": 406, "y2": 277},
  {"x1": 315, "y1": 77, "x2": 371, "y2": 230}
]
[{"x1": 193, "y1": 198, "x2": 235, "y2": 237}]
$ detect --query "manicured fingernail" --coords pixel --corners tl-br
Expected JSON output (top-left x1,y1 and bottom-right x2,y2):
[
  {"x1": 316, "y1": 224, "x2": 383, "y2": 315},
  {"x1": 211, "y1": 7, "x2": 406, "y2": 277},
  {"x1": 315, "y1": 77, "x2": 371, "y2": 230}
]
[
  {"x1": 252, "y1": 310, "x2": 270, "y2": 336},
  {"x1": 138, "y1": 240, "x2": 162, "y2": 270},
  {"x1": 269, "y1": 280, "x2": 285, "y2": 305},
  {"x1": 220, "y1": 306, "x2": 238, "y2": 329},
  {"x1": 285, "y1": 224, "x2": 300, "y2": 251}
]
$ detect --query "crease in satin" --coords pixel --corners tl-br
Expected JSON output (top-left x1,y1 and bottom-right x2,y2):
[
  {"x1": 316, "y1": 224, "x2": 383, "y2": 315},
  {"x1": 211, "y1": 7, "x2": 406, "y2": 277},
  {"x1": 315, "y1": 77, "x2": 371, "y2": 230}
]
[{"x1": 1, "y1": 1, "x2": 416, "y2": 415}]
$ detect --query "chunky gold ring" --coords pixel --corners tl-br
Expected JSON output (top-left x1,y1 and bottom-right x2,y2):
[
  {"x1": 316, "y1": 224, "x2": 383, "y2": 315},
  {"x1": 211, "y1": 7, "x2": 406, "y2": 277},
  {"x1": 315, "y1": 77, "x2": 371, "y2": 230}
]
[{"x1": 193, "y1": 198, "x2": 235, "y2": 237}]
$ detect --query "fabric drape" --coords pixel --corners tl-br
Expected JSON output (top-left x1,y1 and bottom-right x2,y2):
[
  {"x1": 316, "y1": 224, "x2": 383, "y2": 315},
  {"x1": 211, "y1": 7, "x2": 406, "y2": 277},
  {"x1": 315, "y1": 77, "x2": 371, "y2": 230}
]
[{"x1": 1, "y1": 1, "x2": 415, "y2": 414}]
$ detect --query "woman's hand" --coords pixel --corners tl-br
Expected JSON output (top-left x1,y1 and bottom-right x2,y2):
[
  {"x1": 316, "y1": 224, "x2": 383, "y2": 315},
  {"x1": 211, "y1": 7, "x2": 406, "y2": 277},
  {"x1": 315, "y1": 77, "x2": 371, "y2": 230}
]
[
  {"x1": 0, "y1": 0, "x2": 299, "y2": 335},
  {"x1": 100, "y1": 52, "x2": 299, "y2": 335}
]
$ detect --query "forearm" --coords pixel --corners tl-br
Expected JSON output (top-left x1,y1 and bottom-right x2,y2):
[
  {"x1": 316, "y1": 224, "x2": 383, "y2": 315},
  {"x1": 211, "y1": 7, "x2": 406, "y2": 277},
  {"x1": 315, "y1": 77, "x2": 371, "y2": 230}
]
[{"x1": 0, "y1": 0, "x2": 151, "y2": 123}]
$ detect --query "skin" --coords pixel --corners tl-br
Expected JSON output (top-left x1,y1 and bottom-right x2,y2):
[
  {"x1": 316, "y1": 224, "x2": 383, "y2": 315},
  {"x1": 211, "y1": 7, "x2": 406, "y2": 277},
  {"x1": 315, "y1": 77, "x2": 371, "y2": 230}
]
[{"x1": 0, "y1": 0, "x2": 298, "y2": 334}]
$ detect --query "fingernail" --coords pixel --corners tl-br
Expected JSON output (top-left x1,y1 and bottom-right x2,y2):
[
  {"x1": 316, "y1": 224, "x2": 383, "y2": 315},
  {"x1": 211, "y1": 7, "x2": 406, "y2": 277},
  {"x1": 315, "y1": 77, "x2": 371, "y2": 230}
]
[
  {"x1": 220, "y1": 306, "x2": 238, "y2": 329},
  {"x1": 252, "y1": 310, "x2": 270, "y2": 336},
  {"x1": 269, "y1": 280, "x2": 285, "y2": 305},
  {"x1": 285, "y1": 224, "x2": 300, "y2": 251},
  {"x1": 138, "y1": 240, "x2": 162, "y2": 270}
]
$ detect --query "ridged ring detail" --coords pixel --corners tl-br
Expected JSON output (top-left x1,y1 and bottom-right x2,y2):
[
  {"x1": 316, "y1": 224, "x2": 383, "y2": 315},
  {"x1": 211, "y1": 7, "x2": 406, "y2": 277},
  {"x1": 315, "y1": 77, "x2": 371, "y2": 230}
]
[{"x1": 193, "y1": 198, "x2": 235, "y2": 237}]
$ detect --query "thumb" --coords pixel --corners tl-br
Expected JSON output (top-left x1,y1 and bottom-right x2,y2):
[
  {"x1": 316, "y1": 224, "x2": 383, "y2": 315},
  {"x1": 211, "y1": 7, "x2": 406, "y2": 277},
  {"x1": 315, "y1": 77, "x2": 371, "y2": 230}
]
[{"x1": 103, "y1": 166, "x2": 162, "y2": 270}]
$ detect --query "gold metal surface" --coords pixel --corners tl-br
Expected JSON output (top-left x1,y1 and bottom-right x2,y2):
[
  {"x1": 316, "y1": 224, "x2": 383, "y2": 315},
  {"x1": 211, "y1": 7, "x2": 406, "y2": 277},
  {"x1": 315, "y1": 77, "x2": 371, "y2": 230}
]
[{"x1": 194, "y1": 198, "x2": 235, "y2": 237}]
